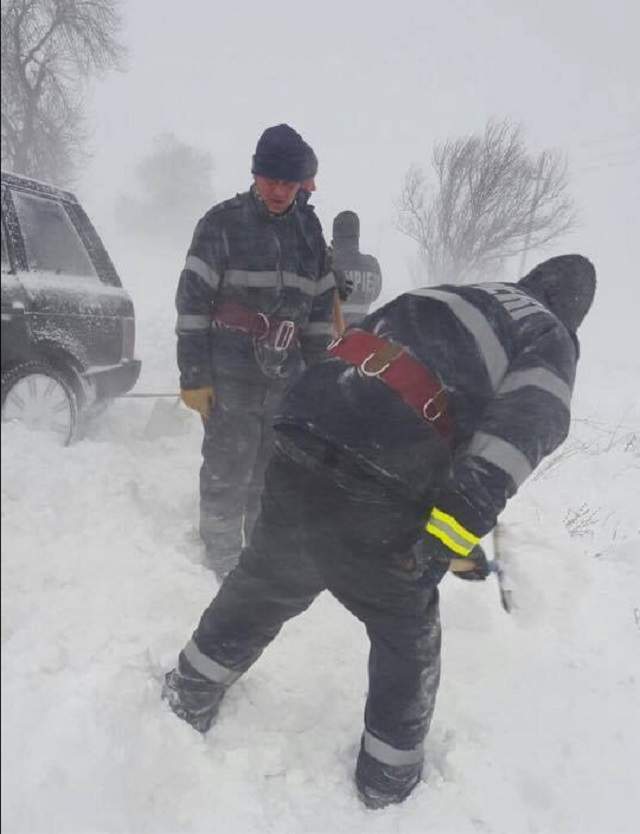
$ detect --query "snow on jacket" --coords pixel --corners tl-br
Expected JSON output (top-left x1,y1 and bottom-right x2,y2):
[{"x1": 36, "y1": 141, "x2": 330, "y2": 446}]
[
  {"x1": 175, "y1": 186, "x2": 335, "y2": 387},
  {"x1": 276, "y1": 280, "x2": 577, "y2": 547}
]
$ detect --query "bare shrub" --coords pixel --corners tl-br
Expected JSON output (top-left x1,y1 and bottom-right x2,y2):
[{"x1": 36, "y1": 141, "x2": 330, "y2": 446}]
[{"x1": 396, "y1": 119, "x2": 576, "y2": 285}]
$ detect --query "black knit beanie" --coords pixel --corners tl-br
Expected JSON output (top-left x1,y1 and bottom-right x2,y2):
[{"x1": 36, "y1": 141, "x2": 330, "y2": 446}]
[
  {"x1": 251, "y1": 124, "x2": 309, "y2": 182},
  {"x1": 301, "y1": 143, "x2": 318, "y2": 180}
]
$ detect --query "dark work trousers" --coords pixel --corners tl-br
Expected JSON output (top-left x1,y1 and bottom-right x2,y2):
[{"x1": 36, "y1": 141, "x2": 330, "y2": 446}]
[
  {"x1": 185, "y1": 432, "x2": 447, "y2": 759},
  {"x1": 199, "y1": 374, "x2": 286, "y2": 577}
]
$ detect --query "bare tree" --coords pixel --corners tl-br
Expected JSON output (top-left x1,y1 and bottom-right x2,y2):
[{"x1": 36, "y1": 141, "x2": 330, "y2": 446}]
[
  {"x1": 115, "y1": 133, "x2": 215, "y2": 249},
  {"x1": 1, "y1": 0, "x2": 125, "y2": 185},
  {"x1": 396, "y1": 120, "x2": 576, "y2": 285}
]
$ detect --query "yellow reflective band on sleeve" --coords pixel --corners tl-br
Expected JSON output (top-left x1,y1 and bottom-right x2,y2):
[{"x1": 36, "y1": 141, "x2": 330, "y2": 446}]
[
  {"x1": 425, "y1": 521, "x2": 473, "y2": 555},
  {"x1": 425, "y1": 507, "x2": 481, "y2": 557},
  {"x1": 431, "y1": 508, "x2": 480, "y2": 546}
]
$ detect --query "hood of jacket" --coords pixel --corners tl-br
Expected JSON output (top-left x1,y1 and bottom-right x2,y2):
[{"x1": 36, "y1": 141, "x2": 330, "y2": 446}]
[{"x1": 518, "y1": 254, "x2": 596, "y2": 333}]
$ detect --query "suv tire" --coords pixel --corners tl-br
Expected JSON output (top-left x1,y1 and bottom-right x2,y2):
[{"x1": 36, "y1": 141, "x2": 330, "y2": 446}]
[{"x1": 1, "y1": 361, "x2": 79, "y2": 446}]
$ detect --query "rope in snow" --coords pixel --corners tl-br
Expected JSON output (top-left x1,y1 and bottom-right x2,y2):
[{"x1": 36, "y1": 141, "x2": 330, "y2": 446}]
[
  {"x1": 115, "y1": 397, "x2": 639, "y2": 432},
  {"x1": 116, "y1": 393, "x2": 180, "y2": 398}
]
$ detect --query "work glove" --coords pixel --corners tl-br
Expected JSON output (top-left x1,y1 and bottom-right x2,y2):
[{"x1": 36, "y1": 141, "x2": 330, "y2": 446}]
[
  {"x1": 180, "y1": 386, "x2": 215, "y2": 419},
  {"x1": 403, "y1": 536, "x2": 490, "y2": 583},
  {"x1": 449, "y1": 545, "x2": 490, "y2": 581},
  {"x1": 390, "y1": 536, "x2": 451, "y2": 585}
]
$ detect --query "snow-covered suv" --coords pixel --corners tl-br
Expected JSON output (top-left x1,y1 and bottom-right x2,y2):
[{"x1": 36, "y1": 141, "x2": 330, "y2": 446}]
[{"x1": 1, "y1": 170, "x2": 141, "y2": 443}]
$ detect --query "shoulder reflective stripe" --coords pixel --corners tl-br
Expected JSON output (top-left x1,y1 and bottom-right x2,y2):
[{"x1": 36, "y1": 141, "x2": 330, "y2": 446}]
[
  {"x1": 303, "y1": 321, "x2": 333, "y2": 335},
  {"x1": 410, "y1": 288, "x2": 508, "y2": 389},
  {"x1": 176, "y1": 313, "x2": 211, "y2": 332},
  {"x1": 467, "y1": 431, "x2": 533, "y2": 486},
  {"x1": 500, "y1": 368, "x2": 571, "y2": 410},
  {"x1": 363, "y1": 730, "x2": 424, "y2": 767},
  {"x1": 223, "y1": 269, "x2": 332, "y2": 296},
  {"x1": 185, "y1": 255, "x2": 220, "y2": 290},
  {"x1": 182, "y1": 639, "x2": 240, "y2": 685},
  {"x1": 221, "y1": 228, "x2": 231, "y2": 260}
]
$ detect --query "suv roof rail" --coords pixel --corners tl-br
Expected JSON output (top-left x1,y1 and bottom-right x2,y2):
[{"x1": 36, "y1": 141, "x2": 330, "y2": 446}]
[{"x1": 1, "y1": 169, "x2": 77, "y2": 204}]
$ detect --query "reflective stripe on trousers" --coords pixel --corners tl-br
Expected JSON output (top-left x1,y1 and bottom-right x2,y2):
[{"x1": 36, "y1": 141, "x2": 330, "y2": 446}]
[
  {"x1": 182, "y1": 638, "x2": 240, "y2": 685},
  {"x1": 363, "y1": 730, "x2": 424, "y2": 766}
]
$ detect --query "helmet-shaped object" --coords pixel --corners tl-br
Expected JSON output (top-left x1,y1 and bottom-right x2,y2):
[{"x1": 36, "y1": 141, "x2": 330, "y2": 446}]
[{"x1": 333, "y1": 210, "x2": 360, "y2": 241}]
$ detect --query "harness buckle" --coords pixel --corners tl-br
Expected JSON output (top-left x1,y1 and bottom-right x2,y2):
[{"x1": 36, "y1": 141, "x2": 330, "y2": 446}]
[{"x1": 273, "y1": 319, "x2": 296, "y2": 351}]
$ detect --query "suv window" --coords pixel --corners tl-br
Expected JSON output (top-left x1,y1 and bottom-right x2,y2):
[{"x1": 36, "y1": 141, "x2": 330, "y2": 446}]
[{"x1": 12, "y1": 190, "x2": 97, "y2": 278}]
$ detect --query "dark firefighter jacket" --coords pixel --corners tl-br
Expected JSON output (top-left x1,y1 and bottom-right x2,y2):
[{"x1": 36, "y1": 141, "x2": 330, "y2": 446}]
[
  {"x1": 276, "y1": 281, "x2": 577, "y2": 550},
  {"x1": 333, "y1": 243, "x2": 382, "y2": 325},
  {"x1": 175, "y1": 187, "x2": 335, "y2": 387}
]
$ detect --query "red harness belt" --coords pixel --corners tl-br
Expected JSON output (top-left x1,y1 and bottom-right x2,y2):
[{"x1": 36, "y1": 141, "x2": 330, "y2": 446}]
[
  {"x1": 212, "y1": 301, "x2": 298, "y2": 351},
  {"x1": 328, "y1": 328, "x2": 452, "y2": 441}
]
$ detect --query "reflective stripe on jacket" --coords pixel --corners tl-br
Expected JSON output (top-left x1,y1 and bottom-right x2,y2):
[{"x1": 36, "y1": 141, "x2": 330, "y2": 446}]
[
  {"x1": 332, "y1": 245, "x2": 382, "y2": 325},
  {"x1": 176, "y1": 187, "x2": 335, "y2": 387},
  {"x1": 277, "y1": 280, "x2": 577, "y2": 538}
]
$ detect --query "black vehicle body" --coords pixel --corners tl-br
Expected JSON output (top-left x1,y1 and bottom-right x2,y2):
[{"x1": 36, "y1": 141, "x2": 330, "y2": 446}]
[{"x1": 1, "y1": 171, "x2": 141, "y2": 413}]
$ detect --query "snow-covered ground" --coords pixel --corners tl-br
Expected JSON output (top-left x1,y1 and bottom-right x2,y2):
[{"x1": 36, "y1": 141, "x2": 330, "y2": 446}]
[{"x1": 2, "y1": 255, "x2": 639, "y2": 833}]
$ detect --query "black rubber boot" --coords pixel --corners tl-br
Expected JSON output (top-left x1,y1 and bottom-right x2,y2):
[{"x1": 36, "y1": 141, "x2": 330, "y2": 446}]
[
  {"x1": 355, "y1": 745, "x2": 423, "y2": 809},
  {"x1": 161, "y1": 664, "x2": 226, "y2": 734}
]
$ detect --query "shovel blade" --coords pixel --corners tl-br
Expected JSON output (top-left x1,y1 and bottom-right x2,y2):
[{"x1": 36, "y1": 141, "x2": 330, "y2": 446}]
[
  {"x1": 489, "y1": 523, "x2": 517, "y2": 614},
  {"x1": 143, "y1": 397, "x2": 191, "y2": 440}
]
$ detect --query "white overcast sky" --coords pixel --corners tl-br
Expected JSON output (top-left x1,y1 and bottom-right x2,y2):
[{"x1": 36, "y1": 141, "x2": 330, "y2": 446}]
[{"x1": 82, "y1": 0, "x2": 639, "y2": 362}]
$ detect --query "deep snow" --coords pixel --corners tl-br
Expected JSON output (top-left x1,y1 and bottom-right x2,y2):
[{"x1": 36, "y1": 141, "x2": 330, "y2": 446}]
[{"x1": 2, "y1": 254, "x2": 639, "y2": 833}]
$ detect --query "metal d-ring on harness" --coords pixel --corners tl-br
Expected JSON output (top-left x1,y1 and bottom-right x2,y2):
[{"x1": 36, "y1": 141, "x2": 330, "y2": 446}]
[
  {"x1": 422, "y1": 395, "x2": 444, "y2": 422},
  {"x1": 359, "y1": 352, "x2": 392, "y2": 377},
  {"x1": 360, "y1": 349, "x2": 445, "y2": 423},
  {"x1": 328, "y1": 329, "x2": 451, "y2": 440},
  {"x1": 251, "y1": 310, "x2": 296, "y2": 353}
]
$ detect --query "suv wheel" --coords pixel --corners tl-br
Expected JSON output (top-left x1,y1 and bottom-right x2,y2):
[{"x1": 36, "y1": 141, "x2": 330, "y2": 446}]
[{"x1": 1, "y1": 361, "x2": 78, "y2": 446}]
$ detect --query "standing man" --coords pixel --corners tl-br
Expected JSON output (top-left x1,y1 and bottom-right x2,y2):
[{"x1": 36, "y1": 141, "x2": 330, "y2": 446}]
[
  {"x1": 176, "y1": 124, "x2": 335, "y2": 578},
  {"x1": 332, "y1": 210, "x2": 382, "y2": 326},
  {"x1": 166, "y1": 254, "x2": 596, "y2": 807}
]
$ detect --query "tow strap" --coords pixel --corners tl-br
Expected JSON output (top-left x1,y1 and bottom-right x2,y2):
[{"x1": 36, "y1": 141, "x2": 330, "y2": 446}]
[{"x1": 328, "y1": 328, "x2": 452, "y2": 442}]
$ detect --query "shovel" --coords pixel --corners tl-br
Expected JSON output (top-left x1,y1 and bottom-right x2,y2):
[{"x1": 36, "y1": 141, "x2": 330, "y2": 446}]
[
  {"x1": 449, "y1": 524, "x2": 515, "y2": 613},
  {"x1": 117, "y1": 392, "x2": 193, "y2": 440}
]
